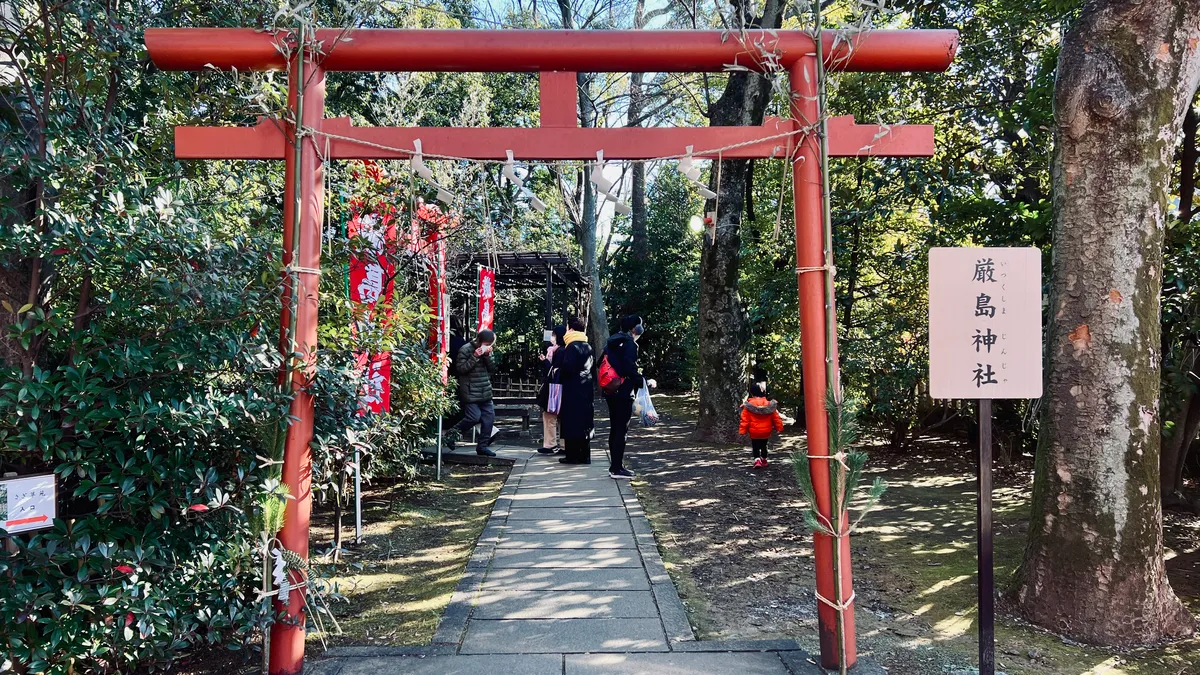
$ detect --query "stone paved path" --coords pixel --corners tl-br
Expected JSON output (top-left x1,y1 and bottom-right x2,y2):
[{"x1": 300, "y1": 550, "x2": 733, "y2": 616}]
[{"x1": 308, "y1": 446, "x2": 836, "y2": 674}]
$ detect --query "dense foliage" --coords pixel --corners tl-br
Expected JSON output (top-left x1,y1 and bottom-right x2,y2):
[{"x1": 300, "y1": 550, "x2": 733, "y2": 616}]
[{"x1": 0, "y1": 3, "x2": 457, "y2": 672}]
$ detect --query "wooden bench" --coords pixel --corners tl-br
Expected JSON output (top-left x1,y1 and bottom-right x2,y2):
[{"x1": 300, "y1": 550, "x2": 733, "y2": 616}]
[{"x1": 494, "y1": 406, "x2": 531, "y2": 431}]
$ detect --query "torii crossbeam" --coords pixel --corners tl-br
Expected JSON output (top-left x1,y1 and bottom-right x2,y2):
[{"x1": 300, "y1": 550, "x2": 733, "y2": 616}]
[{"x1": 145, "y1": 27, "x2": 957, "y2": 675}]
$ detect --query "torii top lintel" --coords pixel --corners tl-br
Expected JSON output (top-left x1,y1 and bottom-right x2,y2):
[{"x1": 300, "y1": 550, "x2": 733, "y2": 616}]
[
  {"x1": 145, "y1": 28, "x2": 958, "y2": 74},
  {"x1": 145, "y1": 28, "x2": 958, "y2": 162}
]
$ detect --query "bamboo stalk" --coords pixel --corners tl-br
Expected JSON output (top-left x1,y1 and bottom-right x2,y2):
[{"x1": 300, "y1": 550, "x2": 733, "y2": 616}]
[{"x1": 812, "y1": 4, "x2": 849, "y2": 674}]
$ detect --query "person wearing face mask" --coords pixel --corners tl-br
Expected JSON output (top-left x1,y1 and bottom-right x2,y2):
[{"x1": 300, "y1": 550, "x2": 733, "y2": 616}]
[
  {"x1": 602, "y1": 315, "x2": 656, "y2": 479},
  {"x1": 449, "y1": 329, "x2": 500, "y2": 457},
  {"x1": 537, "y1": 324, "x2": 568, "y2": 455}
]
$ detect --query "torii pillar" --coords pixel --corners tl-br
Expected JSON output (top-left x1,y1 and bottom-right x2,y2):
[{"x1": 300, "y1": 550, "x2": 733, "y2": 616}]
[{"x1": 145, "y1": 27, "x2": 957, "y2": 674}]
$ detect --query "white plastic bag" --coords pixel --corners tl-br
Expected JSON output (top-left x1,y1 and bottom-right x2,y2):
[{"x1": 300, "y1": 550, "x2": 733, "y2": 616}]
[{"x1": 633, "y1": 383, "x2": 659, "y2": 427}]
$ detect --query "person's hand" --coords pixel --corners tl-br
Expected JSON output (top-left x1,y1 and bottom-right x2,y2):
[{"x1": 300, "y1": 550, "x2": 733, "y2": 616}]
[
  {"x1": 647, "y1": 378, "x2": 657, "y2": 389},
  {"x1": 538, "y1": 354, "x2": 546, "y2": 362},
  {"x1": 474, "y1": 346, "x2": 485, "y2": 357}
]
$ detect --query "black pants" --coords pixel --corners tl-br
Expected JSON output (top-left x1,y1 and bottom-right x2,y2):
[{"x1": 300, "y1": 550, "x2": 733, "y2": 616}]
[
  {"x1": 563, "y1": 438, "x2": 591, "y2": 464},
  {"x1": 454, "y1": 401, "x2": 495, "y2": 452},
  {"x1": 607, "y1": 394, "x2": 634, "y2": 472},
  {"x1": 751, "y1": 438, "x2": 769, "y2": 459}
]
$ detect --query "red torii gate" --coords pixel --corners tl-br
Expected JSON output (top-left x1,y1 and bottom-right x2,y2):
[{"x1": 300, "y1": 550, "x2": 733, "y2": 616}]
[{"x1": 144, "y1": 27, "x2": 956, "y2": 675}]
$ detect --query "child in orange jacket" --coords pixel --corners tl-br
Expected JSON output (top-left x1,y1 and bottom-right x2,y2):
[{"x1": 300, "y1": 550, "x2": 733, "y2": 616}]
[{"x1": 739, "y1": 381, "x2": 785, "y2": 468}]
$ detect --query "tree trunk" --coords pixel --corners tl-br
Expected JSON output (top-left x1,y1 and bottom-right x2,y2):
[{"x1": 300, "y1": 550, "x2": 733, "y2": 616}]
[
  {"x1": 1012, "y1": 0, "x2": 1200, "y2": 645},
  {"x1": 1160, "y1": 101, "x2": 1198, "y2": 499},
  {"x1": 627, "y1": 0, "x2": 649, "y2": 263},
  {"x1": 1165, "y1": 391, "x2": 1200, "y2": 495},
  {"x1": 692, "y1": 0, "x2": 782, "y2": 443},
  {"x1": 556, "y1": 0, "x2": 610, "y2": 350}
]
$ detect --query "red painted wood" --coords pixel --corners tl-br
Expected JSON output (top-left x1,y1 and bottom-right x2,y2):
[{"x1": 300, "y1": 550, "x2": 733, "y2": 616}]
[
  {"x1": 539, "y1": 72, "x2": 578, "y2": 128},
  {"x1": 145, "y1": 28, "x2": 958, "y2": 74},
  {"x1": 268, "y1": 56, "x2": 325, "y2": 675},
  {"x1": 172, "y1": 116, "x2": 934, "y2": 160},
  {"x1": 792, "y1": 56, "x2": 857, "y2": 670}
]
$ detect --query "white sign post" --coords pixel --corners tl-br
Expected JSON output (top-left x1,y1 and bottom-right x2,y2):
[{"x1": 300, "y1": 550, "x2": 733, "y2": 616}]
[
  {"x1": 1, "y1": 473, "x2": 57, "y2": 535},
  {"x1": 929, "y1": 247, "x2": 1043, "y2": 675}
]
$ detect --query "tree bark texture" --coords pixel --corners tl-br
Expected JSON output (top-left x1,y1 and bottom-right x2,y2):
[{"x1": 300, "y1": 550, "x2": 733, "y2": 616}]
[
  {"x1": 1013, "y1": 0, "x2": 1200, "y2": 645},
  {"x1": 557, "y1": 0, "x2": 609, "y2": 350},
  {"x1": 692, "y1": 0, "x2": 782, "y2": 443},
  {"x1": 628, "y1": 0, "x2": 649, "y2": 263}
]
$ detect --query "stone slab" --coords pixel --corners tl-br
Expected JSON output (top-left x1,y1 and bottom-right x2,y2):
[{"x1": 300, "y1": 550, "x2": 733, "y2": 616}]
[
  {"x1": 481, "y1": 567, "x2": 651, "y2": 591},
  {"x1": 314, "y1": 654, "x2": 563, "y2": 675},
  {"x1": 775, "y1": 650, "x2": 829, "y2": 675},
  {"x1": 488, "y1": 547, "x2": 643, "y2": 569},
  {"x1": 505, "y1": 507, "x2": 629, "y2": 520},
  {"x1": 565, "y1": 652, "x2": 790, "y2": 674},
  {"x1": 471, "y1": 590, "x2": 659, "y2": 619},
  {"x1": 496, "y1": 532, "x2": 637, "y2": 549},
  {"x1": 503, "y1": 519, "x2": 633, "y2": 534},
  {"x1": 460, "y1": 618, "x2": 669, "y2": 654},
  {"x1": 669, "y1": 639, "x2": 804, "y2": 652},
  {"x1": 501, "y1": 495, "x2": 625, "y2": 508},
  {"x1": 318, "y1": 646, "x2": 455, "y2": 658}
]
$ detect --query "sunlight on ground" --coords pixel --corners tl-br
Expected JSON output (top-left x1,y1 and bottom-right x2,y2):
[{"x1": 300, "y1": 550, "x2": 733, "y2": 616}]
[
  {"x1": 307, "y1": 465, "x2": 510, "y2": 648},
  {"x1": 627, "y1": 405, "x2": 1200, "y2": 675}
]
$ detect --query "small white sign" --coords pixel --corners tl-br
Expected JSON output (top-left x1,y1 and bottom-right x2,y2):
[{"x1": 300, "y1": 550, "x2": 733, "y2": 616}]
[
  {"x1": 1, "y1": 473, "x2": 56, "y2": 534},
  {"x1": 929, "y1": 247, "x2": 1043, "y2": 400}
]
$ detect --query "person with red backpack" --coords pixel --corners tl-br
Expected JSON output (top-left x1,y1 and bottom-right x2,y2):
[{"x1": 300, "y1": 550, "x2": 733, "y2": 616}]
[
  {"x1": 600, "y1": 315, "x2": 656, "y2": 479},
  {"x1": 739, "y1": 380, "x2": 785, "y2": 468}
]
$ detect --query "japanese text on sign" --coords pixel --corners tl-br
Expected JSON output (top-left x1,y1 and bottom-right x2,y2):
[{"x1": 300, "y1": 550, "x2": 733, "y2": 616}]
[
  {"x1": 478, "y1": 267, "x2": 496, "y2": 331},
  {"x1": 1, "y1": 473, "x2": 56, "y2": 534},
  {"x1": 929, "y1": 247, "x2": 1043, "y2": 400}
]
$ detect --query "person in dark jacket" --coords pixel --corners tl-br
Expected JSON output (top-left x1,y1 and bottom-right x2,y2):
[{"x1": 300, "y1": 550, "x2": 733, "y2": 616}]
[
  {"x1": 603, "y1": 315, "x2": 656, "y2": 479},
  {"x1": 445, "y1": 317, "x2": 469, "y2": 431},
  {"x1": 557, "y1": 318, "x2": 595, "y2": 464},
  {"x1": 537, "y1": 325, "x2": 568, "y2": 455},
  {"x1": 451, "y1": 329, "x2": 499, "y2": 457}
]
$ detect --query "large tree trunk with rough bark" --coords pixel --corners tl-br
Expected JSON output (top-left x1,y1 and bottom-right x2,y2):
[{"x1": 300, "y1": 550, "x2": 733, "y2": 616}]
[
  {"x1": 692, "y1": 0, "x2": 781, "y2": 443},
  {"x1": 1012, "y1": 0, "x2": 1200, "y2": 645}
]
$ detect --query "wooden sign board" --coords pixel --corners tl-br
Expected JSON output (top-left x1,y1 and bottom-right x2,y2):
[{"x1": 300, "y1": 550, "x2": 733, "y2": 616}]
[
  {"x1": 1, "y1": 473, "x2": 57, "y2": 534},
  {"x1": 929, "y1": 247, "x2": 1043, "y2": 400}
]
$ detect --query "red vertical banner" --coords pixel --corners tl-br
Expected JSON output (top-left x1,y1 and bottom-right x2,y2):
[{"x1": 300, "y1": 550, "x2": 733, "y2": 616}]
[
  {"x1": 417, "y1": 201, "x2": 456, "y2": 384},
  {"x1": 427, "y1": 227, "x2": 449, "y2": 384},
  {"x1": 478, "y1": 267, "x2": 496, "y2": 331},
  {"x1": 349, "y1": 209, "x2": 396, "y2": 414}
]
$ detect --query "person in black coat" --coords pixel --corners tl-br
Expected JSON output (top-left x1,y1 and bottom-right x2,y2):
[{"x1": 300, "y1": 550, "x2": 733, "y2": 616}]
[
  {"x1": 603, "y1": 315, "x2": 656, "y2": 479},
  {"x1": 557, "y1": 317, "x2": 595, "y2": 464}
]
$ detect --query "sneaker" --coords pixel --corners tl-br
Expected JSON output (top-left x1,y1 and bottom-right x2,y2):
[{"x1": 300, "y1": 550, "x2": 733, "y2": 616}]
[
  {"x1": 761, "y1": 457, "x2": 769, "y2": 467},
  {"x1": 609, "y1": 467, "x2": 635, "y2": 480},
  {"x1": 537, "y1": 447, "x2": 556, "y2": 455},
  {"x1": 753, "y1": 457, "x2": 764, "y2": 469},
  {"x1": 476, "y1": 447, "x2": 497, "y2": 457},
  {"x1": 559, "y1": 457, "x2": 590, "y2": 465}
]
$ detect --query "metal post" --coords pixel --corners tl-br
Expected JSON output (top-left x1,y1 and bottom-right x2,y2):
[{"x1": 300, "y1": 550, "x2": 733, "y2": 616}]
[
  {"x1": 353, "y1": 447, "x2": 362, "y2": 545},
  {"x1": 269, "y1": 33, "x2": 325, "y2": 675},
  {"x1": 978, "y1": 399, "x2": 995, "y2": 675},
  {"x1": 789, "y1": 55, "x2": 856, "y2": 670},
  {"x1": 437, "y1": 414, "x2": 444, "y2": 480},
  {"x1": 545, "y1": 264, "x2": 554, "y2": 329}
]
